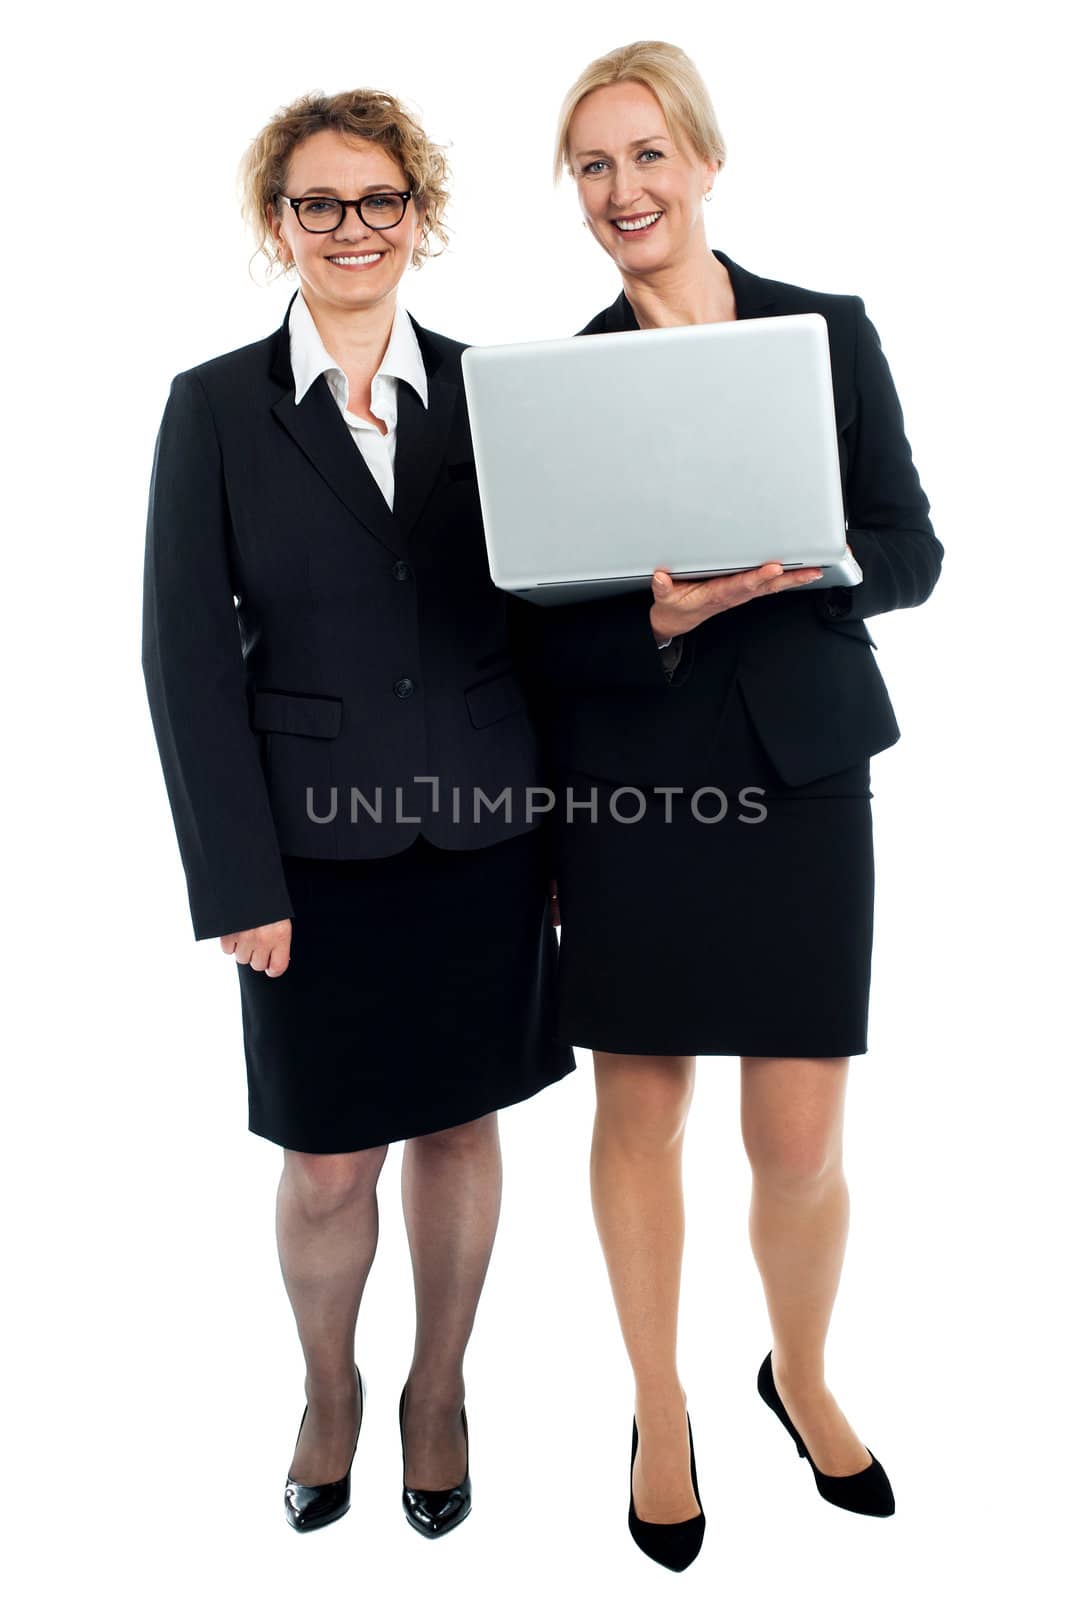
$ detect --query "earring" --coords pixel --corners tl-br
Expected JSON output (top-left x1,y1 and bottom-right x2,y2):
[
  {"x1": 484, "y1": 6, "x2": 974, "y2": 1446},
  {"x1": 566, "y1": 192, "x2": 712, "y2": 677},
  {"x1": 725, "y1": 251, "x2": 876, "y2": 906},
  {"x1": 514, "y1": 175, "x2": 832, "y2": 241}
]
[{"x1": 704, "y1": 189, "x2": 713, "y2": 202}]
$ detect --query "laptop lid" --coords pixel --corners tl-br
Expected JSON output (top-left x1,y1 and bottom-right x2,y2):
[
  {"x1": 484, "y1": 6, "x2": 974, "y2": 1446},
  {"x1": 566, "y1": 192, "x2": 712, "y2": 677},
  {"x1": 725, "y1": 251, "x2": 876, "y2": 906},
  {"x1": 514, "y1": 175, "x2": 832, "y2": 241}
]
[{"x1": 461, "y1": 313, "x2": 852, "y2": 605}]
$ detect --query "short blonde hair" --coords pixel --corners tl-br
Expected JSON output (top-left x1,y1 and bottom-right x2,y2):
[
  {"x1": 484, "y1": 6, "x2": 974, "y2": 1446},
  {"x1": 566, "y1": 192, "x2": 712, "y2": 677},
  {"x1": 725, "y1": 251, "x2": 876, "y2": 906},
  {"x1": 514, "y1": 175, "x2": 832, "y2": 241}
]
[
  {"x1": 553, "y1": 40, "x2": 727, "y2": 182},
  {"x1": 238, "y1": 87, "x2": 451, "y2": 278}
]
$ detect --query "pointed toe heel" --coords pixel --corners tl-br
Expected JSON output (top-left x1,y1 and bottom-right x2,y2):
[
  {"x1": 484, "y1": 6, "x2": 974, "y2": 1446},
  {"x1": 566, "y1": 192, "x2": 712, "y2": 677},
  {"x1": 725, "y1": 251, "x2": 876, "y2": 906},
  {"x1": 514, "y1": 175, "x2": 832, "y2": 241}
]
[
  {"x1": 628, "y1": 1411, "x2": 706, "y2": 1572},
  {"x1": 284, "y1": 1366, "x2": 366, "y2": 1533},
  {"x1": 398, "y1": 1382, "x2": 472, "y2": 1539},
  {"x1": 757, "y1": 1351, "x2": 895, "y2": 1517}
]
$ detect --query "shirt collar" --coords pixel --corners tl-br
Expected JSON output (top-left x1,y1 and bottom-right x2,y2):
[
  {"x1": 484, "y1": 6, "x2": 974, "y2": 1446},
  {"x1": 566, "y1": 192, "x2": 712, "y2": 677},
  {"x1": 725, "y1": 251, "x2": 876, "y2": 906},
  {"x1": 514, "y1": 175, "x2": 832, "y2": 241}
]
[{"x1": 288, "y1": 287, "x2": 429, "y2": 410}]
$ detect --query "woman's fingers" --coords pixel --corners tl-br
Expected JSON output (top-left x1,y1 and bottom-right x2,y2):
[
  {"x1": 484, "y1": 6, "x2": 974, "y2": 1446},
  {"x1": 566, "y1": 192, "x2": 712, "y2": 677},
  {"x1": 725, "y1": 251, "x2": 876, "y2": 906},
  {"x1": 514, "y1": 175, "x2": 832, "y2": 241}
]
[
  {"x1": 761, "y1": 564, "x2": 823, "y2": 594},
  {"x1": 650, "y1": 562, "x2": 823, "y2": 634},
  {"x1": 218, "y1": 919, "x2": 292, "y2": 976},
  {"x1": 263, "y1": 928, "x2": 292, "y2": 978}
]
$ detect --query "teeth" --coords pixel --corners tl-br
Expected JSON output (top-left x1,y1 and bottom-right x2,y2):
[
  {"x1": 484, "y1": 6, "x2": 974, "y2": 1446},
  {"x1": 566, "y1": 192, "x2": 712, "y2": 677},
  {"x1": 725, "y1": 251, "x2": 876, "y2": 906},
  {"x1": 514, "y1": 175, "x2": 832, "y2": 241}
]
[
  {"x1": 329, "y1": 254, "x2": 382, "y2": 265},
  {"x1": 614, "y1": 212, "x2": 662, "y2": 232}
]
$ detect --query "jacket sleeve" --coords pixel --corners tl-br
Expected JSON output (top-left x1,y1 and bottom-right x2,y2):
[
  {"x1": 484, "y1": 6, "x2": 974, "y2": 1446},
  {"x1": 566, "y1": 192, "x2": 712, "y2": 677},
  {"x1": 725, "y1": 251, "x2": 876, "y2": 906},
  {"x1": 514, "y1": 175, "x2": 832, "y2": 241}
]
[
  {"x1": 504, "y1": 587, "x2": 676, "y2": 696},
  {"x1": 814, "y1": 296, "x2": 943, "y2": 622},
  {"x1": 141, "y1": 370, "x2": 294, "y2": 941}
]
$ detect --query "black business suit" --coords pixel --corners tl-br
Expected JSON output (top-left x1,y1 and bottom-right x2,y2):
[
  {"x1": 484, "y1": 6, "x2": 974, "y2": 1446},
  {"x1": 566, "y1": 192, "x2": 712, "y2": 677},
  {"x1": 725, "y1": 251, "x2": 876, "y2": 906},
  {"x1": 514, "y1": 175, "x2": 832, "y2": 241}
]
[
  {"x1": 506, "y1": 248, "x2": 942, "y2": 1057},
  {"x1": 141, "y1": 290, "x2": 575, "y2": 1152}
]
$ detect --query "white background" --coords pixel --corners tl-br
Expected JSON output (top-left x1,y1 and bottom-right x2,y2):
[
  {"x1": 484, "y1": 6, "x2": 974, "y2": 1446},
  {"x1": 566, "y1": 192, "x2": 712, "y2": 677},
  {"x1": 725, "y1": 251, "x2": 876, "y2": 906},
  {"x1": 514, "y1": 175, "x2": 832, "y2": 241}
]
[{"x1": 4, "y1": 0, "x2": 1061, "y2": 1595}]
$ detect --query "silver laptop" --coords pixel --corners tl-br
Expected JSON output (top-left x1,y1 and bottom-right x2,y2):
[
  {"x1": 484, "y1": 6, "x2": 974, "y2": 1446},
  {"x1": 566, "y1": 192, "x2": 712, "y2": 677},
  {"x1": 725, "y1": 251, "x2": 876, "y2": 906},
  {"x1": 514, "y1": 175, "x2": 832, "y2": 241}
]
[{"x1": 461, "y1": 312, "x2": 862, "y2": 606}]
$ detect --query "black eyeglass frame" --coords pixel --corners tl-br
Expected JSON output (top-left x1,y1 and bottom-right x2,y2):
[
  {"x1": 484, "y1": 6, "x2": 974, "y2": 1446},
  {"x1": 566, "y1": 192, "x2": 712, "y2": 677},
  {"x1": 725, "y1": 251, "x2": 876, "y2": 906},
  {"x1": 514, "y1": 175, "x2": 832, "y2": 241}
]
[{"x1": 278, "y1": 191, "x2": 414, "y2": 233}]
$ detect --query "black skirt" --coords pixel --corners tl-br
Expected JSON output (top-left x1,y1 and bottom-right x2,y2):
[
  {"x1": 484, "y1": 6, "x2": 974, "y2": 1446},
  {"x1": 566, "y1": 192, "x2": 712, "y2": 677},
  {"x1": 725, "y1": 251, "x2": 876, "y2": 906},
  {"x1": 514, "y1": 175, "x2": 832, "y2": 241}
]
[
  {"x1": 551, "y1": 671, "x2": 875, "y2": 1058},
  {"x1": 238, "y1": 826, "x2": 575, "y2": 1153}
]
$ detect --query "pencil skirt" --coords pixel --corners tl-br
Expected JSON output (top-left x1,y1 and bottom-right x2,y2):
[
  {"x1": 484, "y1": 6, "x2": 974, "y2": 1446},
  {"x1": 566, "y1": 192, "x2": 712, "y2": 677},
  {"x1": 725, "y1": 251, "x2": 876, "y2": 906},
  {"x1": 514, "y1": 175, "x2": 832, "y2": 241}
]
[
  {"x1": 238, "y1": 826, "x2": 576, "y2": 1154},
  {"x1": 551, "y1": 672, "x2": 876, "y2": 1058}
]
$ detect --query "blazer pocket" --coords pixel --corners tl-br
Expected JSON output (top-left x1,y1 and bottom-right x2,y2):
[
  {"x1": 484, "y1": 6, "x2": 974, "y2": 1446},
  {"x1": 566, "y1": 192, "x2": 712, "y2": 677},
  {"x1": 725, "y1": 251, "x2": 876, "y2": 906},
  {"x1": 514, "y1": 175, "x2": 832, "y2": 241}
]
[
  {"x1": 446, "y1": 459, "x2": 477, "y2": 483},
  {"x1": 817, "y1": 615, "x2": 877, "y2": 650},
  {"x1": 251, "y1": 690, "x2": 343, "y2": 738},
  {"x1": 465, "y1": 670, "x2": 526, "y2": 729}
]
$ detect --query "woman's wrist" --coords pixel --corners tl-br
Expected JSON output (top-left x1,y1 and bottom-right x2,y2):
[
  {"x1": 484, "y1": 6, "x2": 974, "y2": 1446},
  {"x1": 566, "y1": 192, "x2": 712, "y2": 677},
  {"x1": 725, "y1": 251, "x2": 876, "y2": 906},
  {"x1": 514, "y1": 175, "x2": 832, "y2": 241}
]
[{"x1": 650, "y1": 612, "x2": 674, "y2": 647}]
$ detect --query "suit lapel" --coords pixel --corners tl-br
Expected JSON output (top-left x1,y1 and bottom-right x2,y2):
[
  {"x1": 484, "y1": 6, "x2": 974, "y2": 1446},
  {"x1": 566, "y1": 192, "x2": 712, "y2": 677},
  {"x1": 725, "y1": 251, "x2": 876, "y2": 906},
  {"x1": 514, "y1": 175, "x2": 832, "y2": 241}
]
[
  {"x1": 271, "y1": 376, "x2": 404, "y2": 554},
  {"x1": 268, "y1": 295, "x2": 457, "y2": 557},
  {"x1": 392, "y1": 316, "x2": 458, "y2": 542},
  {"x1": 713, "y1": 250, "x2": 779, "y2": 319}
]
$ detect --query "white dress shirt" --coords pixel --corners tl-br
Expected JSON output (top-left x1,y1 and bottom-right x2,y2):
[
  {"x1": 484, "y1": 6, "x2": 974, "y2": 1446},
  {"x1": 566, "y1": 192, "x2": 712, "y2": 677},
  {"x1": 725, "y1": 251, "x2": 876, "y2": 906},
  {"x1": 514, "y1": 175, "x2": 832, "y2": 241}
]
[
  {"x1": 288, "y1": 288, "x2": 674, "y2": 659},
  {"x1": 289, "y1": 287, "x2": 429, "y2": 511}
]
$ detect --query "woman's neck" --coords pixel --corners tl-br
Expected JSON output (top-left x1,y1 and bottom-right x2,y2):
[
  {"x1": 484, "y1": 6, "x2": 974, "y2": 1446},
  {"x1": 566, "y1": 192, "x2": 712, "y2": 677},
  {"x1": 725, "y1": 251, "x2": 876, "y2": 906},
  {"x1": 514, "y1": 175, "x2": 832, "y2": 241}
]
[
  {"x1": 621, "y1": 247, "x2": 736, "y2": 328},
  {"x1": 301, "y1": 283, "x2": 399, "y2": 381}
]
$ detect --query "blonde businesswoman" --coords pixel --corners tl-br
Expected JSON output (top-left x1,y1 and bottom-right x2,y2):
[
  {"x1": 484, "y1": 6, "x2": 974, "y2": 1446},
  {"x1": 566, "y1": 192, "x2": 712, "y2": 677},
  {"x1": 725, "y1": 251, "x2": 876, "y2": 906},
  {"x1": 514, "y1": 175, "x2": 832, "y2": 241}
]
[
  {"x1": 141, "y1": 89, "x2": 574, "y2": 1539},
  {"x1": 509, "y1": 40, "x2": 942, "y2": 1569}
]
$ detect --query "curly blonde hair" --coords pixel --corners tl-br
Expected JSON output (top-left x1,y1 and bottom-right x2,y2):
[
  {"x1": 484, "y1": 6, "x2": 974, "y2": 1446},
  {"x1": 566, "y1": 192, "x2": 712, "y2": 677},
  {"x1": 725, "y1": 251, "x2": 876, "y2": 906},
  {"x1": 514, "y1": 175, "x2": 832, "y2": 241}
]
[
  {"x1": 238, "y1": 87, "x2": 451, "y2": 279},
  {"x1": 553, "y1": 41, "x2": 727, "y2": 183}
]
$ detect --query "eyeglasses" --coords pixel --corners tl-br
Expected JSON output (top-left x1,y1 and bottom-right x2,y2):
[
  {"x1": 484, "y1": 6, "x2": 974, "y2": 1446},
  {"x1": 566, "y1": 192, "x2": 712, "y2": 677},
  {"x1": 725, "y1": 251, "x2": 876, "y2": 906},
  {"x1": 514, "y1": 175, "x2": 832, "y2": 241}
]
[{"x1": 279, "y1": 191, "x2": 413, "y2": 233}]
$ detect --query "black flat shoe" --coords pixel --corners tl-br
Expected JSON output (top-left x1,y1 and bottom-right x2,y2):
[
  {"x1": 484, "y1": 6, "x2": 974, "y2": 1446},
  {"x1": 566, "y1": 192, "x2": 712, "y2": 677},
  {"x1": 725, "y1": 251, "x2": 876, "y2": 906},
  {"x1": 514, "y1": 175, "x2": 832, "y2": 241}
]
[
  {"x1": 757, "y1": 1350, "x2": 895, "y2": 1516},
  {"x1": 398, "y1": 1381, "x2": 472, "y2": 1539},
  {"x1": 628, "y1": 1410, "x2": 706, "y2": 1572},
  {"x1": 284, "y1": 1365, "x2": 366, "y2": 1533}
]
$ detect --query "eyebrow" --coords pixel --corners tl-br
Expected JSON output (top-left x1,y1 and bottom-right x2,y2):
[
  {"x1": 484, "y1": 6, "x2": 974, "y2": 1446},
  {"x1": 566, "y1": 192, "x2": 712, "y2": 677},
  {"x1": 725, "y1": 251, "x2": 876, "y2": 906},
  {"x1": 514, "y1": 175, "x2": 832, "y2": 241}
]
[
  {"x1": 573, "y1": 135, "x2": 670, "y2": 158},
  {"x1": 295, "y1": 183, "x2": 399, "y2": 197}
]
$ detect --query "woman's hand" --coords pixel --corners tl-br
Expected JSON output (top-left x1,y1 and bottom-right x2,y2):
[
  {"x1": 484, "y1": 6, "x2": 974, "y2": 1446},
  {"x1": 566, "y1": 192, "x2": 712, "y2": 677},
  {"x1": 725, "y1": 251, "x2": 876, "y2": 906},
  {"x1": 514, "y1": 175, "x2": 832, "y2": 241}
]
[
  {"x1": 649, "y1": 559, "x2": 825, "y2": 642},
  {"x1": 219, "y1": 918, "x2": 292, "y2": 977}
]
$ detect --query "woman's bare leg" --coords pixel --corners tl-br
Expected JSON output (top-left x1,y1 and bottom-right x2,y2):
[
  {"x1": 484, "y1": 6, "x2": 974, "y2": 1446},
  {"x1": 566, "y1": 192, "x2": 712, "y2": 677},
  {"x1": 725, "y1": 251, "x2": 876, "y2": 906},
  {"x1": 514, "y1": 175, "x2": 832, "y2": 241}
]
[
  {"x1": 741, "y1": 1055, "x2": 873, "y2": 1474},
  {"x1": 277, "y1": 1144, "x2": 389, "y2": 1483},
  {"x1": 591, "y1": 1052, "x2": 701, "y2": 1523},
  {"x1": 399, "y1": 1112, "x2": 503, "y2": 1489}
]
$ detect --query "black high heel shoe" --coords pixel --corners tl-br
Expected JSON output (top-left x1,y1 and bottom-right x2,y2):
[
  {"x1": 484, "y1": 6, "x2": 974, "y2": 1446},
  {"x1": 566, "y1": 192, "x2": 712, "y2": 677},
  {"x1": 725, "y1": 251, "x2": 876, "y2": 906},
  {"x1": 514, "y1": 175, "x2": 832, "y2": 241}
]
[
  {"x1": 628, "y1": 1411, "x2": 706, "y2": 1572},
  {"x1": 757, "y1": 1351, "x2": 895, "y2": 1516},
  {"x1": 284, "y1": 1365, "x2": 366, "y2": 1532},
  {"x1": 398, "y1": 1382, "x2": 472, "y2": 1539}
]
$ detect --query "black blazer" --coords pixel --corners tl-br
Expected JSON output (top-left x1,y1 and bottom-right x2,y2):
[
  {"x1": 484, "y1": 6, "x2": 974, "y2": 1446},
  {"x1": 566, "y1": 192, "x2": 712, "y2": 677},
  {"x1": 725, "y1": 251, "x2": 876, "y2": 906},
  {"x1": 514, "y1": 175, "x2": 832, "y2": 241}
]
[
  {"x1": 506, "y1": 248, "x2": 943, "y2": 791},
  {"x1": 142, "y1": 293, "x2": 542, "y2": 942}
]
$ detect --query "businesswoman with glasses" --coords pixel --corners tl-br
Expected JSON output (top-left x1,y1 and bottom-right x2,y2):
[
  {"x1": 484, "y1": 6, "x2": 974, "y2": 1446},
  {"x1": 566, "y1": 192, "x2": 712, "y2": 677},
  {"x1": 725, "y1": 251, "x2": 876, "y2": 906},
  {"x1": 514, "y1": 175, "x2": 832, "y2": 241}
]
[
  {"x1": 509, "y1": 39, "x2": 942, "y2": 1569},
  {"x1": 141, "y1": 89, "x2": 574, "y2": 1540}
]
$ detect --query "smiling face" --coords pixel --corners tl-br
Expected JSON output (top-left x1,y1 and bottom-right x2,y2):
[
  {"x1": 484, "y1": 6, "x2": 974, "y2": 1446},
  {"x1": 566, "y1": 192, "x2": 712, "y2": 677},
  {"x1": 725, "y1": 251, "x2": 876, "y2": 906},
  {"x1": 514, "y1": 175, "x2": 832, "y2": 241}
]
[
  {"x1": 268, "y1": 128, "x2": 424, "y2": 316},
  {"x1": 568, "y1": 80, "x2": 717, "y2": 278}
]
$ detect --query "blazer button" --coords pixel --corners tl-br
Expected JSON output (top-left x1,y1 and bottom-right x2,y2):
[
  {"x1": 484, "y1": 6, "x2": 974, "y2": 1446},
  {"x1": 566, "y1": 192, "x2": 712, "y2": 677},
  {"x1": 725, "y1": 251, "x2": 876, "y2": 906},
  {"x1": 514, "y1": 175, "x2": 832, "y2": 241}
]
[
  {"x1": 393, "y1": 676, "x2": 416, "y2": 699},
  {"x1": 392, "y1": 560, "x2": 412, "y2": 581}
]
